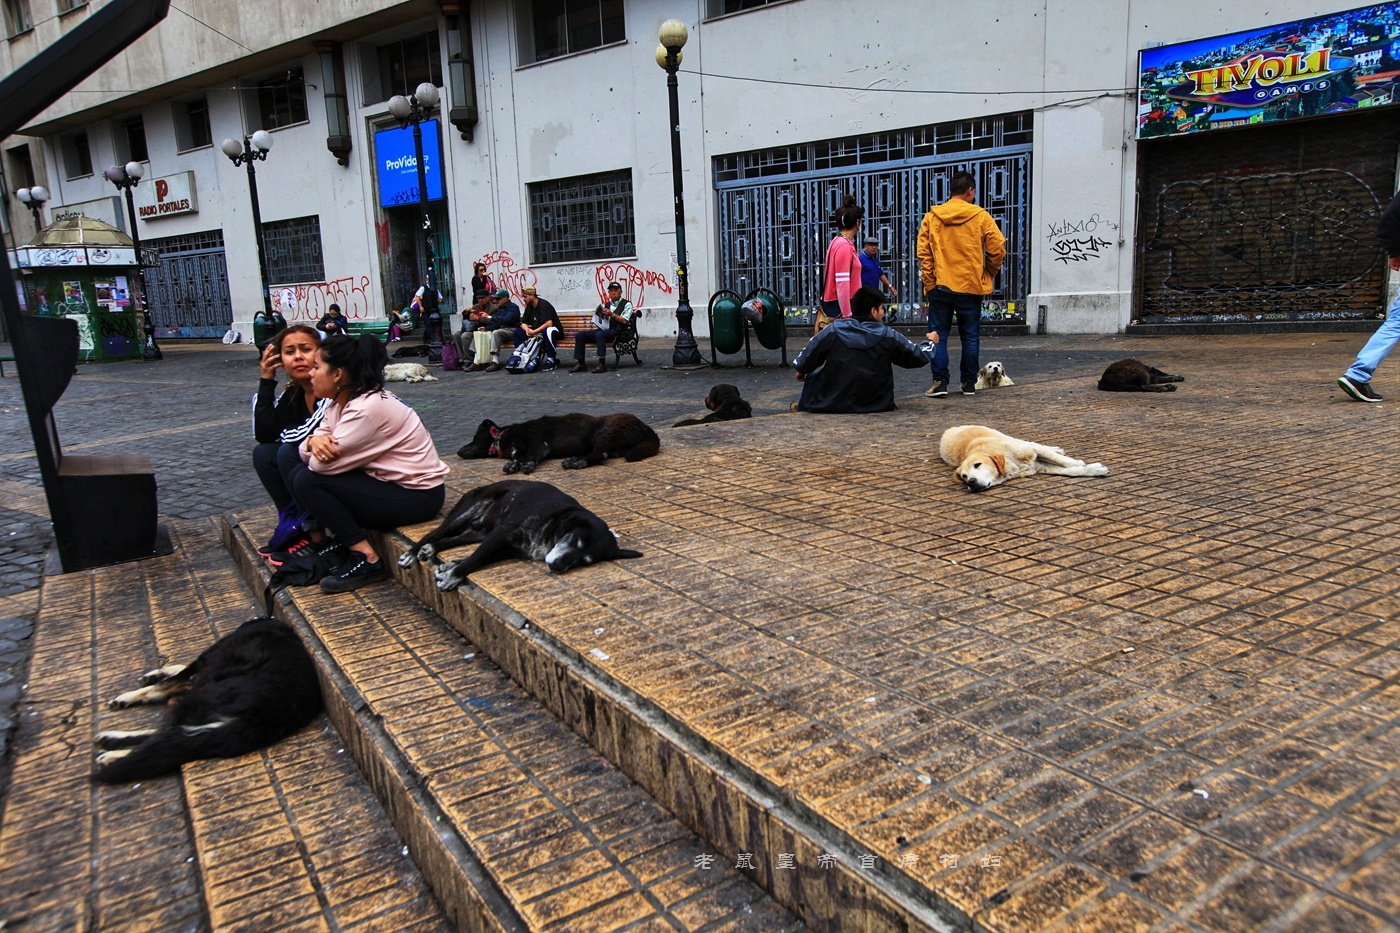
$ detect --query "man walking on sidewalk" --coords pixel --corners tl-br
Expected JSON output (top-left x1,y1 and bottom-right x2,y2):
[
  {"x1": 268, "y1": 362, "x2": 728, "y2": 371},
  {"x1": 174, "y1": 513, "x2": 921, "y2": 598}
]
[
  {"x1": 1338, "y1": 189, "x2": 1400, "y2": 402},
  {"x1": 916, "y1": 171, "x2": 1005, "y2": 398}
]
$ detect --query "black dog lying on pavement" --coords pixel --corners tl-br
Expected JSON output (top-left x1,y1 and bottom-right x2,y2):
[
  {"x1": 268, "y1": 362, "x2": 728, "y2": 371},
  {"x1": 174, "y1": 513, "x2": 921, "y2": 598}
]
[
  {"x1": 1097, "y1": 358, "x2": 1186, "y2": 392},
  {"x1": 94, "y1": 617, "x2": 323, "y2": 784},
  {"x1": 673, "y1": 383, "x2": 753, "y2": 427},
  {"x1": 457, "y1": 413, "x2": 660, "y2": 474},
  {"x1": 398, "y1": 480, "x2": 643, "y2": 590}
]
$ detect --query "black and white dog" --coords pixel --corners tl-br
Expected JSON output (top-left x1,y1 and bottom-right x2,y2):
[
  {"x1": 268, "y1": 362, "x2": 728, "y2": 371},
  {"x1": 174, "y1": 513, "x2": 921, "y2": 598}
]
[
  {"x1": 94, "y1": 617, "x2": 323, "y2": 784},
  {"x1": 673, "y1": 384, "x2": 753, "y2": 427},
  {"x1": 457, "y1": 412, "x2": 660, "y2": 474},
  {"x1": 398, "y1": 480, "x2": 643, "y2": 590}
]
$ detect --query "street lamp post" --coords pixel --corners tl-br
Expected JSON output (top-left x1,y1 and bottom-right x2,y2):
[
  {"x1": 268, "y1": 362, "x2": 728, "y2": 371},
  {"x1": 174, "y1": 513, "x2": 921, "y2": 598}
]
[
  {"x1": 388, "y1": 83, "x2": 444, "y2": 362},
  {"x1": 657, "y1": 19, "x2": 704, "y2": 369},
  {"x1": 219, "y1": 131, "x2": 275, "y2": 327},
  {"x1": 14, "y1": 185, "x2": 49, "y2": 228},
  {"x1": 104, "y1": 162, "x2": 160, "y2": 360}
]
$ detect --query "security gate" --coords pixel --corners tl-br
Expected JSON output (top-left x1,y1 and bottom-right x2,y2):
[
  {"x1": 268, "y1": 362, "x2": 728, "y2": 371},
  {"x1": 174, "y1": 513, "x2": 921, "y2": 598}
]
[
  {"x1": 142, "y1": 229, "x2": 233, "y2": 338},
  {"x1": 1135, "y1": 112, "x2": 1400, "y2": 323},
  {"x1": 715, "y1": 113, "x2": 1032, "y2": 325}
]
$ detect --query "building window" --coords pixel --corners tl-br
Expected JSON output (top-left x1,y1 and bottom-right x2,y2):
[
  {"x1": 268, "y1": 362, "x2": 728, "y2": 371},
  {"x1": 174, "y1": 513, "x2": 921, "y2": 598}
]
[
  {"x1": 115, "y1": 116, "x2": 148, "y2": 164},
  {"x1": 374, "y1": 30, "x2": 441, "y2": 103},
  {"x1": 529, "y1": 169, "x2": 634, "y2": 264},
  {"x1": 705, "y1": 0, "x2": 787, "y2": 16},
  {"x1": 253, "y1": 69, "x2": 309, "y2": 130},
  {"x1": 262, "y1": 215, "x2": 325, "y2": 285},
  {"x1": 3, "y1": 0, "x2": 32, "y2": 36},
  {"x1": 519, "y1": 0, "x2": 624, "y2": 64},
  {"x1": 57, "y1": 0, "x2": 86, "y2": 12},
  {"x1": 6, "y1": 144, "x2": 35, "y2": 189},
  {"x1": 174, "y1": 98, "x2": 212, "y2": 152},
  {"x1": 62, "y1": 132, "x2": 92, "y2": 179}
]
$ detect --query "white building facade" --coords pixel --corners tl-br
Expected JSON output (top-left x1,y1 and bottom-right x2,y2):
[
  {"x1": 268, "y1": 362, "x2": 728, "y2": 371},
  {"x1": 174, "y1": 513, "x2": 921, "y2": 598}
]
[{"x1": 4, "y1": 0, "x2": 1398, "y2": 338}]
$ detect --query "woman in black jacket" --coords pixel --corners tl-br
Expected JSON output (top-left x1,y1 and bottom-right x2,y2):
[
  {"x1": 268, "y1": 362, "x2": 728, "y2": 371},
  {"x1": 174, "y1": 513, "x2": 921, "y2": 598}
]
[{"x1": 253, "y1": 324, "x2": 330, "y2": 550}]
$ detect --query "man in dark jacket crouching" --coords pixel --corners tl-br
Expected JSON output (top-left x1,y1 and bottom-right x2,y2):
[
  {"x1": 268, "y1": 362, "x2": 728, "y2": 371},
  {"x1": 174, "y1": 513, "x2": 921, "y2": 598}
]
[{"x1": 792, "y1": 286, "x2": 938, "y2": 413}]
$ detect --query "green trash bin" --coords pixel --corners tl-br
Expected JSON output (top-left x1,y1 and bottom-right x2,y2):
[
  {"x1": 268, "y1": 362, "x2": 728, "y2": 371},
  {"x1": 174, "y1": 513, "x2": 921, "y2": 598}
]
[
  {"x1": 709, "y1": 291, "x2": 744, "y2": 355},
  {"x1": 747, "y1": 288, "x2": 786, "y2": 350}
]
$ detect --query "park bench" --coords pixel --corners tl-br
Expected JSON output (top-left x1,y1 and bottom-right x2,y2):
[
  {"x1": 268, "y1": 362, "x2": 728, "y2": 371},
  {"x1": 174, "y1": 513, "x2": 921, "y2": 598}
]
[{"x1": 489, "y1": 310, "x2": 643, "y2": 367}]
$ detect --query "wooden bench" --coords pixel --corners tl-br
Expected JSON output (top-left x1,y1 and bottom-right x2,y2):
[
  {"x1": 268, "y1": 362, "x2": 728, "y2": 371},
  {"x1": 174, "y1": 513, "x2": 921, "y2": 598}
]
[{"x1": 485, "y1": 310, "x2": 643, "y2": 367}]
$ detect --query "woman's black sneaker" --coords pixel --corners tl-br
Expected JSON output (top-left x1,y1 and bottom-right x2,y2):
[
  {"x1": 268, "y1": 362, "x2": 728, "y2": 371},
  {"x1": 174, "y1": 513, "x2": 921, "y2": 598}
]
[
  {"x1": 320, "y1": 555, "x2": 390, "y2": 593},
  {"x1": 1337, "y1": 376, "x2": 1383, "y2": 402}
]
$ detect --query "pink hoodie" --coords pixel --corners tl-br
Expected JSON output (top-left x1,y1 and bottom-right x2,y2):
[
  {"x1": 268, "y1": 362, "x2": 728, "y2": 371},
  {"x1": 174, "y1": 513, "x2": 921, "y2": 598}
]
[
  {"x1": 302, "y1": 390, "x2": 448, "y2": 489},
  {"x1": 821, "y1": 235, "x2": 862, "y2": 316}
]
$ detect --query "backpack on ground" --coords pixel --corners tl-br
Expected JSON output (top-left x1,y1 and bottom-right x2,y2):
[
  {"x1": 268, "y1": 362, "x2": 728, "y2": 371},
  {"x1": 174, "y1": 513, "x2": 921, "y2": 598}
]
[{"x1": 505, "y1": 335, "x2": 544, "y2": 374}]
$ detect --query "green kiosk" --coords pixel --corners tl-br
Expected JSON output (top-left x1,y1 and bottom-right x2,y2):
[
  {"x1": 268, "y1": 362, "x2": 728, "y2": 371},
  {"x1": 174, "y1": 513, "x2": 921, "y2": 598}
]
[{"x1": 13, "y1": 217, "x2": 153, "y2": 363}]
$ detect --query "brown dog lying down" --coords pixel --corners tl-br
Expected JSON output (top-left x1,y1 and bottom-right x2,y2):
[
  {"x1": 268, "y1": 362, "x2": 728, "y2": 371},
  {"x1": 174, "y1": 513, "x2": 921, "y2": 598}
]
[
  {"x1": 674, "y1": 384, "x2": 753, "y2": 427},
  {"x1": 939, "y1": 424, "x2": 1109, "y2": 493},
  {"x1": 1098, "y1": 359, "x2": 1185, "y2": 392}
]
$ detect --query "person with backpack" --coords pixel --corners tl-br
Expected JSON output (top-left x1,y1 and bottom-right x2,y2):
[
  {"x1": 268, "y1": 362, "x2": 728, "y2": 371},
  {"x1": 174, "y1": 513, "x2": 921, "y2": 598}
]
[
  {"x1": 510, "y1": 286, "x2": 563, "y2": 371},
  {"x1": 276, "y1": 334, "x2": 448, "y2": 593}
]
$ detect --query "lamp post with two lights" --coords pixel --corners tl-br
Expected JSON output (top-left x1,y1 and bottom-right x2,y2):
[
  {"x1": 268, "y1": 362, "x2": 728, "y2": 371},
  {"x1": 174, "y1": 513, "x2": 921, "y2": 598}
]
[
  {"x1": 656, "y1": 19, "x2": 704, "y2": 368},
  {"x1": 104, "y1": 161, "x2": 161, "y2": 359},
  {"x1": 14, "y1": 185, "x2": 48, "y2": 229},
  {"x1": 219, "y1": 130, "x2": 275, "y2": 323},
  {"x1": 387, "y1": 82, "x2": 444, "y2": 361}
]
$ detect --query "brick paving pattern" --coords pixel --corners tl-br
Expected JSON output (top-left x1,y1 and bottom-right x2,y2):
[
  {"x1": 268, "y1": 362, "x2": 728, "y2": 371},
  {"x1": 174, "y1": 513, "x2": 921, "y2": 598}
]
[{"x1": 0, "y1": 332, "x2": 1397, "y2": 930}]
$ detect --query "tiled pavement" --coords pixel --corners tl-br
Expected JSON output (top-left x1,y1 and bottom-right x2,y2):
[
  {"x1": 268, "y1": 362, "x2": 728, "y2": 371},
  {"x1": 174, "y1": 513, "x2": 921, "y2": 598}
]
[{"x1": 1, "y1": 332, "x2": 1398, "y2": 930}]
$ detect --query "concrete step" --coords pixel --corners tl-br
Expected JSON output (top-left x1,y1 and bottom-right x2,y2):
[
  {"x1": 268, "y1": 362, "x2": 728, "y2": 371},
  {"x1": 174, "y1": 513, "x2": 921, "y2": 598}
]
[
  {"x1": 226, "y1": 492, "x2": 953, "y2": 933},
  {"x1": 223, "y1": 515, "x2": 802, "y2": 932},
  {"x1": 0, "y1": 518, "x2": 452, "y2": 932}
]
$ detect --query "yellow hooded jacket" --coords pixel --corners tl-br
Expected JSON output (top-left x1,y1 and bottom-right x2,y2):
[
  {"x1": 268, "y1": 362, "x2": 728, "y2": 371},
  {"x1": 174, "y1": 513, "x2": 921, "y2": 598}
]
[{"x1": 915, "y1": 198, "x2": 1006, "y2": 296}]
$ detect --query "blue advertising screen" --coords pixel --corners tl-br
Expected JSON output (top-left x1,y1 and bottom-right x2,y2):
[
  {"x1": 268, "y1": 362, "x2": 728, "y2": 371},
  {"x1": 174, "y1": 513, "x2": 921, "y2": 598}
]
[{"x1": 375, "y1": 120, "x2": 444, "y2": 207}]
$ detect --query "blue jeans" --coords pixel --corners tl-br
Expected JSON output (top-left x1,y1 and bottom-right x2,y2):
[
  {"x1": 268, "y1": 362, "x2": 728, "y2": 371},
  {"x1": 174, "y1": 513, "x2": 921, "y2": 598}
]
[
  {"x1": 927, "y1": 289, "x2": 982, "y2": 385},
  {"x1": 1345, "y1": 286, "x2": 1400, "y2": 383}
]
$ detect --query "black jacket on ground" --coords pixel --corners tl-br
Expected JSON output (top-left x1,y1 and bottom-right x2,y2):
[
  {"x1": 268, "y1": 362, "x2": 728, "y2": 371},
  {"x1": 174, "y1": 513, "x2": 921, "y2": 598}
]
[
  {"x1": 793, "y1": 318, "x2": 934, "y2": 413},
  {"x1": 1379, "y1": 190, "x2": 1400, "y2": 257}
]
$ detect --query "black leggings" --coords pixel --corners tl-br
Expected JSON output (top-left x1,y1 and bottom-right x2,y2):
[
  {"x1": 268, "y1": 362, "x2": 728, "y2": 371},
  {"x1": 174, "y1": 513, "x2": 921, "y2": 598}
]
[{"x1": 277, "y1": 443, "x2": 444, "y2": 546}]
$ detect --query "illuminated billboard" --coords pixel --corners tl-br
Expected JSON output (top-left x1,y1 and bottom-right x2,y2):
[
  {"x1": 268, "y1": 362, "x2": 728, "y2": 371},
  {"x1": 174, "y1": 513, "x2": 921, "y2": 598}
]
[
  {"x1": 374, "y1": 120, "x2": 444, "y2": 207},
  {"x1": 1138, "y1": 3, "x2": 1400, "y2": 138}
]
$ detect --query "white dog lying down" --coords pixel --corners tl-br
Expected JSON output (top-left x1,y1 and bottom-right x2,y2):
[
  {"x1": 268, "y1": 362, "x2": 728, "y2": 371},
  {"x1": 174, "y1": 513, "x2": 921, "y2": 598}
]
[
  {"x1": 974, "y1": 361, "x2": 1015, "y2": 390},
  {"x1": 939, "y1": 424, "x2": 1108, "y2": 492},
  {"x1": 383, "y1": 362, "x2": 438, "y2": 383}
]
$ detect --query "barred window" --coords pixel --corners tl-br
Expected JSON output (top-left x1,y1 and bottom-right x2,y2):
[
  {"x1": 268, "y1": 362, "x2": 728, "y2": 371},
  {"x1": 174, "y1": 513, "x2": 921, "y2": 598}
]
[
  {"x1": 262, "y1": 215, "x2": 325, "y2": 285},
  {"x1": 528, "y1": 169, "x2": 634, "y2": 264}
]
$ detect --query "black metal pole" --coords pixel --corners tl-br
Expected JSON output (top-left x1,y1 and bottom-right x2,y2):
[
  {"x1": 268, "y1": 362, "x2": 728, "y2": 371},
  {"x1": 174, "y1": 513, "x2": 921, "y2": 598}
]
[
  {"x1": 667, "y1": 57, "x2": 703, "y2": 368},
  {"x1": 244, "y1": 144, "x2": 273, "y2": 321},
  {"x1": 411, "y1": 115, "x2": 442, "y2": 362},
  {"x1": 119, "y1": 183, "x2": 160, "y2": 360}
]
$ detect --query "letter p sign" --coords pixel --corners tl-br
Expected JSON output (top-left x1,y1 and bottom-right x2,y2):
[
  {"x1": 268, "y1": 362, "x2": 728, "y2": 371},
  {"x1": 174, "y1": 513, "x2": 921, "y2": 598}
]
[{"x1": 155, "y1": 179, "x2": 169, "y2": 201}]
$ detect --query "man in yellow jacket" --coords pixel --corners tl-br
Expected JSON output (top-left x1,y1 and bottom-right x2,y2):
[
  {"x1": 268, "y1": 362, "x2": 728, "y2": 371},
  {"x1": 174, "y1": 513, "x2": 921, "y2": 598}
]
[{"x1": 915, "y1": 171, "x2": 1006, "y2": 397}]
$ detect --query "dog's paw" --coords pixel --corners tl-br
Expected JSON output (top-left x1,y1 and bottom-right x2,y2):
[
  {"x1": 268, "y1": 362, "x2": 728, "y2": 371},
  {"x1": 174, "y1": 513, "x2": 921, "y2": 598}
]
[
  {"x1": 561, "y1": 457, "x2": 587, "y2": 470},
  {"x1": 399, "y1": 543, "x2": 435, "y2": 569},
  {"x1": 1162, "y1": 384, "x2": 1176, "y2": 391},
  {"x1": 434, "y1": 562, "x2": 464, "y2": 592},
  {"x1": 138, "y1": 664, "x2": 184, "y2": 686},
  {"x1": 518, "y1": 462, "x2": 537, "y2": 475},
  {"x1": 502, "y1": 461, "x2": 520, "y2": 475},
  {"x1": 95, "y1": 749, "x2": 130, "y2": 767},
  {"x1": 1086, "y1": 463, "x2": 1110, "y2": 476},
  {"x1": 397, "y1": 550, "x2": 417, "y2": 569}
]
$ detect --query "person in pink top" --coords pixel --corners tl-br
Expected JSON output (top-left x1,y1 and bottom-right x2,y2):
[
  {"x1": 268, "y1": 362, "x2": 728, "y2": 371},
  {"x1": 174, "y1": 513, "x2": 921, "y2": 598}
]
[
  {"x1": 821, "y1": 195, "x2": 865, "y2": 319},
  {"x1": 277, "y1": 333, "x2": 448, "y2": 593}
]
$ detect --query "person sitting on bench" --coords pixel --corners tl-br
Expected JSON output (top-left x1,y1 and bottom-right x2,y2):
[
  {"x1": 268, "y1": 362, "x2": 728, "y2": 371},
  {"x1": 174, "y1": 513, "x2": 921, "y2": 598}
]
[{"x1": 570, "y1": 281, "x2": 634, "y2": 374}]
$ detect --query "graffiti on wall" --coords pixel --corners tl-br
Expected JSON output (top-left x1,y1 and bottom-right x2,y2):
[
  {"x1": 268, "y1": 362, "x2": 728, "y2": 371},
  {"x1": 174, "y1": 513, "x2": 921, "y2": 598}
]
[
  {"x1": 272, "y1": 275, "x2": 375, "y2": 321},
  {"x1": 478, "y1": 250, "x2": 539, "y2": 300},
  {"x1": 593, "y1": 262, "x2": 675, "y2": 307},
  {"x1": 1047, "y1": 213, "x2": 1119, "y2": 264}
]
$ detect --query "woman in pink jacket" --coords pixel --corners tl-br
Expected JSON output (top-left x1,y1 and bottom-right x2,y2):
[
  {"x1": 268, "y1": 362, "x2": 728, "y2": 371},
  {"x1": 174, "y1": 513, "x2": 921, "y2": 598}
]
[
  {"x1": 277, "y1": 333, "x2": 448, "y2": 593},
  {"x1": 821, "y1": 195, "x2": 865, "y2": 319}
]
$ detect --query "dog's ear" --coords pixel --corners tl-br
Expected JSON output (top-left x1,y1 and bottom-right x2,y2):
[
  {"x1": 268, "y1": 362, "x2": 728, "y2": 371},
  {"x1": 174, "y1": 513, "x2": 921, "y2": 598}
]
[{"x1": 990, "y1": 453, "x2": 1007, "y2": 477}]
